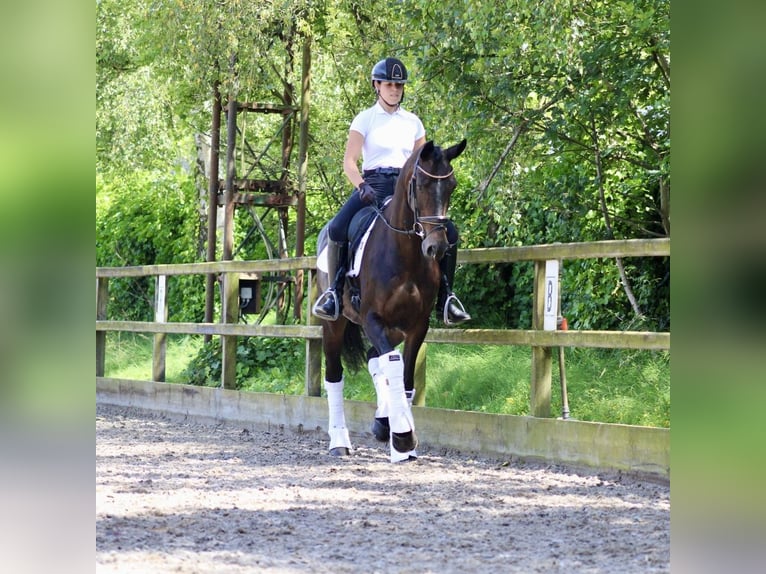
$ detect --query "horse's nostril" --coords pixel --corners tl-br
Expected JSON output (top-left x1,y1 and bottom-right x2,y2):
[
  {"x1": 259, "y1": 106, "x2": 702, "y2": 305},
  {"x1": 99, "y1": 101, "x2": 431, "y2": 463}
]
[{"x1": 423, "y1": 241, "x2": 447, "y2": 260}]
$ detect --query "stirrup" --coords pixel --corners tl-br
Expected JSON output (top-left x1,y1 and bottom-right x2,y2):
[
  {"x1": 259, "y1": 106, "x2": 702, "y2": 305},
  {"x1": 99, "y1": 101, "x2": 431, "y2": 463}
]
[
  {"x1": 443, "y1": 293, "x2": 470, "y2": 325},
  {"x1": 312, "y1": 289, "x2": 340, "y2": 321}
]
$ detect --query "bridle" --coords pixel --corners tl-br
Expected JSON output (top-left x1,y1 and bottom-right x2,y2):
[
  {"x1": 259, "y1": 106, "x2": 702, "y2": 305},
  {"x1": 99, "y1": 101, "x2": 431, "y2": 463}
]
[{"x1": 374, "y1": 159, "x2": 454, "y2": 240}]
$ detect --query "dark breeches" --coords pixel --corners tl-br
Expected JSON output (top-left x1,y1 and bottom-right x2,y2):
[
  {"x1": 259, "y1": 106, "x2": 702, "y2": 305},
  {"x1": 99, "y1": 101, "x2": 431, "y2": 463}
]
[
  {"x1": 328, "y1": 171, "x2": 397, "y2": 242},
  {"x1": 328, "y1": 193, "x2": 367, "y2": 242}
]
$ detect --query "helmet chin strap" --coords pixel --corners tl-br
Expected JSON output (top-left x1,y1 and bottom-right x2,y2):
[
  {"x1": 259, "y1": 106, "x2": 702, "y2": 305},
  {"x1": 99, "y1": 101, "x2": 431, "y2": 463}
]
[{"x1": 376, "y1": 89, "x2": 403, "y2": 110}]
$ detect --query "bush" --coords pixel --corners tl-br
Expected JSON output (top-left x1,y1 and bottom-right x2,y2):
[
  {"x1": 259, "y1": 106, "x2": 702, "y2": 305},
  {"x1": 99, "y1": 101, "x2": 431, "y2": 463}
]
[
  {"x1": 182, "y1": 336, "x2": 305, "y2": 391},
  {"x1": 96, "y1": 169, "x2": 205, "y2": 322}
]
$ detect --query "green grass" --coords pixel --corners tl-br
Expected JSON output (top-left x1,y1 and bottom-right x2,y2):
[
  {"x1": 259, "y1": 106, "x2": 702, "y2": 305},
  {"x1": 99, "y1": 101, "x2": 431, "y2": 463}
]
[
  {"x1": 103, "y1": 333, "x2": 669, "y2": 428},
  {"x1": 104, "y1": 332, "x2": 202, "y2": 383}
]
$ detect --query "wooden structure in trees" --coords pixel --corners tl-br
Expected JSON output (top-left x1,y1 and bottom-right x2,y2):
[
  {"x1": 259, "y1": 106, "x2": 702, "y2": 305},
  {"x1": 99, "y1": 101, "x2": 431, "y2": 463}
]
[{"x1": 203, "y1": 42, "x2": 311, "y2": 328}]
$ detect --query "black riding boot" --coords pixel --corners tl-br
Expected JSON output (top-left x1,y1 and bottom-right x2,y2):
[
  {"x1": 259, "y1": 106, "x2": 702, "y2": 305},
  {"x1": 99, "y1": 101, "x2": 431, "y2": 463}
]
[
  {"x1": 437, "y1": 247, "x2": 471, "y2": 325},
  {"x1": 312, "y1": 240, "x2": 345, "y2": 321}
]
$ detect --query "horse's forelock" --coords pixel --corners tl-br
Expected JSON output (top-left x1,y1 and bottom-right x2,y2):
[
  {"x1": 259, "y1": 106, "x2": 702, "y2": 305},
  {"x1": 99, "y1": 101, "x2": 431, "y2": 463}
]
[
  {"x1": 431, "y1": 146, "x2": 444, "y2": 166},
  {"x1": 398, "y1": 142, "x2": 450, "y2": 191},
  {"x1": 416, "y1": 143, "x2": 445, "y2": 169}
]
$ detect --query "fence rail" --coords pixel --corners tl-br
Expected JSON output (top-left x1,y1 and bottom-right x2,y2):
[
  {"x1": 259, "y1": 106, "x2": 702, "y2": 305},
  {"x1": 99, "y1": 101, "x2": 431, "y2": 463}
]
[
  {"x1": 96, "y1": 238, "x2": 670, "y2": 418},
  {"x1": 96, "y1": 321, "x2": 668, "y2": 350}
]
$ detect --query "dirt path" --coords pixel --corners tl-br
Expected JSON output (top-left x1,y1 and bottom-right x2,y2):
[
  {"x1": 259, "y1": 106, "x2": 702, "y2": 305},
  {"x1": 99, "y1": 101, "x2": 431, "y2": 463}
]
[{"x1": 96, "y1": 404, "x2": 669, "y2": 573}]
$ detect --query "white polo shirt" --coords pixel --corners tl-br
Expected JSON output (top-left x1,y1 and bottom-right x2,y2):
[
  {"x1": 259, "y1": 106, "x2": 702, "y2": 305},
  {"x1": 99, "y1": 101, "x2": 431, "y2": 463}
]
[{"x1": 349, "y1": 102, "x2": 426, "y2": 171}]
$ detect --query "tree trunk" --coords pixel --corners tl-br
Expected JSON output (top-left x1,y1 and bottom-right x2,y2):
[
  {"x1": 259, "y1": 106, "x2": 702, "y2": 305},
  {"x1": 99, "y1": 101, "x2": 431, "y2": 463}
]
[{"x1": 591, "y1": 118, "x2": 644, "y2": 319}]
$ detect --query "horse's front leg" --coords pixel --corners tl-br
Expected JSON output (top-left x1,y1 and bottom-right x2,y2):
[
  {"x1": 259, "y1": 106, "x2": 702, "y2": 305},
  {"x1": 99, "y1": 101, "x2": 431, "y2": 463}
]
[
  {"x1": 322, "y1": 321, "x2": 352, "y2": 456},
  {"x1": 364, "y1": 312, "x2": 418, "y2": 461},
  {"x1": 366, "y1": 348, "x2": 391, "y2": 442},
  {"x1": 387, "y1": 326, "x2": 429, "y2": 461}
]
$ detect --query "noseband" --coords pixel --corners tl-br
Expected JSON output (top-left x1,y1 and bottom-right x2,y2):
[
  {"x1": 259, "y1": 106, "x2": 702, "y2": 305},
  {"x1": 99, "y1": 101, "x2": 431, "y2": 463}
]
[{"x1": 376, "y1": 159, "x2": 454, "y2": 240}]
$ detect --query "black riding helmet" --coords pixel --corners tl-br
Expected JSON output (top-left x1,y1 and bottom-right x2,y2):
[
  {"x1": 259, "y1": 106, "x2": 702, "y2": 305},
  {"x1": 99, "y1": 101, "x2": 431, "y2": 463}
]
[{"x1": 370, "y1": 57, "x2": 408, "y2": 86}]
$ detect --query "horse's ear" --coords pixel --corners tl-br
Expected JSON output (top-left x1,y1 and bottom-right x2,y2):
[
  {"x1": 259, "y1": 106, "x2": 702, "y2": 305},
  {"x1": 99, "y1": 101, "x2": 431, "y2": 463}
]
[
  {"x1": 419, "y1": 140, "x2": 435, "y2": 161},
  {"x1": 445, "y1": 138, "x2": 467, "y2": 162}
]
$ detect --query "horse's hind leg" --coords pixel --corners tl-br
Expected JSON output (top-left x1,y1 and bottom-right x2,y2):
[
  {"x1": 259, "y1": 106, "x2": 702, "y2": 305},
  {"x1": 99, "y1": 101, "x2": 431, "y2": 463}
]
[
  {"x1": 325, "y1": 377, "x2": 352, "y2": 456},
  {"x1": 379, "y1": 350, "x2": 418, "y2": 461},
  {"x1": 323, "y1": 322, "x2": 352, "y2": 456}
]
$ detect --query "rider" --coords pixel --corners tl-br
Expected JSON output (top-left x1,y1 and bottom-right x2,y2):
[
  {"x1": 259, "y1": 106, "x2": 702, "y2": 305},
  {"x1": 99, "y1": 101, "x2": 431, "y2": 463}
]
[{"x1": 312, "y1": 57, "x2": 471, "y2": 325}]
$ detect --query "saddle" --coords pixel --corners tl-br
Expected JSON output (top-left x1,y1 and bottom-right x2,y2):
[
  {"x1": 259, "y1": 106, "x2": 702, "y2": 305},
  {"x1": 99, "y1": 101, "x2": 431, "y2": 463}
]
[
  {"x1": 317, "y1": 199, "x2": 390, "y2": 314},
  {"x1": 347, "y1": 206, "x2": 378, "y2": 263},
  {"x1": 346, "y1": 197, "x2": 395, "y2": 311},
  {"x1": 344, "y1": 205, "x2": 378, "y2": 312}
]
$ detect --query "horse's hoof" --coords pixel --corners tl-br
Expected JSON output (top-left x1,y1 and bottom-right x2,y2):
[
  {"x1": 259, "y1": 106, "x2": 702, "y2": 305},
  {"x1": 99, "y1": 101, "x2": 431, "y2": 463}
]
[
  {"x1": 371, "y1": 417, "x2": 390, "y2": 442},
  {"x1": 391, "y1": 431, "x2": 418, "y2": 454},
  {"x1": 329, "y1": 447, "x2": 350, "y2": 457},
  {"x1": 392, "y1": 454, "x2": 418, "y2": 464},
  {"x1": 395, "y1": 452, "x2": 418, "y2": 463}
]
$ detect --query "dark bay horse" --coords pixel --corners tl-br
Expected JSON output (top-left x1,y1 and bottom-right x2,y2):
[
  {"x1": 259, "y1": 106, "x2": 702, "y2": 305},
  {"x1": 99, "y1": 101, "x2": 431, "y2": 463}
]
[{"x1": 315, "y1": 139, "x2": 467, "y2": 462}]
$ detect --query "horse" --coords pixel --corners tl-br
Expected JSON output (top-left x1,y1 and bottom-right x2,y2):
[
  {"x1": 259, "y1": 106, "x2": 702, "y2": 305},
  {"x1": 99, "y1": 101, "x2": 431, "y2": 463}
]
[{"x1": 315, "y1": 138, "x2": 467, "y2": 463}]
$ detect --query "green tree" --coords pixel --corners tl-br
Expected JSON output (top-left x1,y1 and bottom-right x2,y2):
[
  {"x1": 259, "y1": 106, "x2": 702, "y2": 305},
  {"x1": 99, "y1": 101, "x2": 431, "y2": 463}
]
[
  {"x1": 96, "y1": 0, "x2": 670, "y2": 331},
  {"x1": 402, "y1": 0, "x2": 669, "y2": 328}
]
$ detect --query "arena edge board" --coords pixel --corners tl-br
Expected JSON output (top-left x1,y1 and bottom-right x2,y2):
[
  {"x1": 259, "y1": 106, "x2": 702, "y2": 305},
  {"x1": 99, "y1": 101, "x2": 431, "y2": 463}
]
[{"x1": 96, "y1": 378, "x2": 669, "y2": 481}]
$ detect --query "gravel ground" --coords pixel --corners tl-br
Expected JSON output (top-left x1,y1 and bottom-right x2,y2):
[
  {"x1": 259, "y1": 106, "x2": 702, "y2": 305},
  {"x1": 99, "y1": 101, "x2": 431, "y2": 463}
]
[{"x1": 96, "y1": 404, "x2": 669, "y2": 573}]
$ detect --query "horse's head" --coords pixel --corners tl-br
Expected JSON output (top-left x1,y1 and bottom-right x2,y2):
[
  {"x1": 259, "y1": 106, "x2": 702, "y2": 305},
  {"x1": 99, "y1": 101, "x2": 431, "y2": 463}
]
[{"x1": 405, "y1": 139, "x2": 467, "y2": 260}]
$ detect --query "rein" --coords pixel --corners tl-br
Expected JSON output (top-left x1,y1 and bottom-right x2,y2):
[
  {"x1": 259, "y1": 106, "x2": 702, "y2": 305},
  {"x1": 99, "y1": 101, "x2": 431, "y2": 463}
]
[{"x1": 373, "y1": 160, "x2": 453, "y2": 239}]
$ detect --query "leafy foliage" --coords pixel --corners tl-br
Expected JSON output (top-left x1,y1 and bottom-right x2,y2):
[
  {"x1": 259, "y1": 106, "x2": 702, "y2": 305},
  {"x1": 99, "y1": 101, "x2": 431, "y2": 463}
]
[
  {"x1": 404, "y1": 0, "x2": 670, "y2": 330},
  {"x1": 182, "y1": 336, "x2": 305, "y2": 390},
  {"x1": 96, "y1": 170, "x2": 205, "y2": 322}
]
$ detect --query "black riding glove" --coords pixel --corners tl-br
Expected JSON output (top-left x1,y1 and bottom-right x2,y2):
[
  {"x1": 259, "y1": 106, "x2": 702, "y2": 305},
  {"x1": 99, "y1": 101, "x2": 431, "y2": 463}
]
[{"x1": 358, "y1": 182, "x2": 376, "y2": 205}]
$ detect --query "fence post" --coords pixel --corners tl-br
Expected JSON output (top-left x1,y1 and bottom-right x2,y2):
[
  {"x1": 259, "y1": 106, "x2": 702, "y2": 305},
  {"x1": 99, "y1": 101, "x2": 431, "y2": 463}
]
[
  {"x1": 153, "y1": 275, "x2": 168, "y2": 382},
  {"x1": 221, "y1": 272, "x2": 239, "y2": 390},
  {"x1": 414, "y1": 343, "x2": 427, "y2": 406},
  {"x1": 530, "y1": 260, "x2": 552, "y2": 417},
  {"x1": 304, "y1": 269, "x2": 322, "y2": 396},
  {"x1": 96, "y1": 277, "x2": 109, "y2": 377}
]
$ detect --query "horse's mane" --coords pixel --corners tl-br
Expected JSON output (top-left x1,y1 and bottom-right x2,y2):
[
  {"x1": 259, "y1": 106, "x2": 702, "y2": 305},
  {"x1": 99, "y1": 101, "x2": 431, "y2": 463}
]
[{"x1": 398, "y1": 144, "x2": 419, "y2": 186}]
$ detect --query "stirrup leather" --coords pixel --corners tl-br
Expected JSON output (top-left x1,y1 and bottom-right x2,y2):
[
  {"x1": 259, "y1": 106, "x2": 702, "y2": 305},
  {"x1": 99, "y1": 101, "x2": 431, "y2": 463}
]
[
  {"x1": 442, "y1": 292, "x2": 469, "y2": 325},
  {"x1": 312, "y1": 289, "x2": 340, "y2": 321}
]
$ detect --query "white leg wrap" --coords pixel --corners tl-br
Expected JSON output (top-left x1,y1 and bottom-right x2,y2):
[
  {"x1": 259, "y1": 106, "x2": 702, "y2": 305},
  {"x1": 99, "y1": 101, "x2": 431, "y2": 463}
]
[
  {"x1": 368, "y1": 357, "x2": 389, "y2": 419},
  {"x1": 390, "y1": 440, "x2": 417, "y2": 463},
  {"x1": 391, "y1": 387, "x2": 418, "y2": 462},
  {"x1": 380, "y1": 351, "x2": 414, "y2": 435},
  {"x1": 325, "y1": 379, "x2": 351, "y2": 450}
]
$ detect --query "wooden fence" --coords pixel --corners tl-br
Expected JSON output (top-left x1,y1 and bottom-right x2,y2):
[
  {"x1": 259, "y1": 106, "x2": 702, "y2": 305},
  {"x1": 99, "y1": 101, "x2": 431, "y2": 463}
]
[{"x1": 96, "y1": 238, "x2": 669, "y2": 419}]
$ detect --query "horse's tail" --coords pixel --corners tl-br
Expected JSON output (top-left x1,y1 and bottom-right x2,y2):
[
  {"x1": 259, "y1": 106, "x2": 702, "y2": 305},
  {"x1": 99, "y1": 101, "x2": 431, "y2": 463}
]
[{"x1": 341, "y1": 322, "x2": 367, "y2": 373}]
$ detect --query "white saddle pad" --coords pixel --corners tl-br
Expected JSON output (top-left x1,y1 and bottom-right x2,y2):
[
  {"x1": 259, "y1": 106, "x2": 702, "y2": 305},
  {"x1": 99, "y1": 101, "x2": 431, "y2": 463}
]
[
  {"x1": 348, "y1": 218, "x2": 377, "y2": 277},
  {"x1": 316, "y1": 219, "x2": 378, "y2": 277}
]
